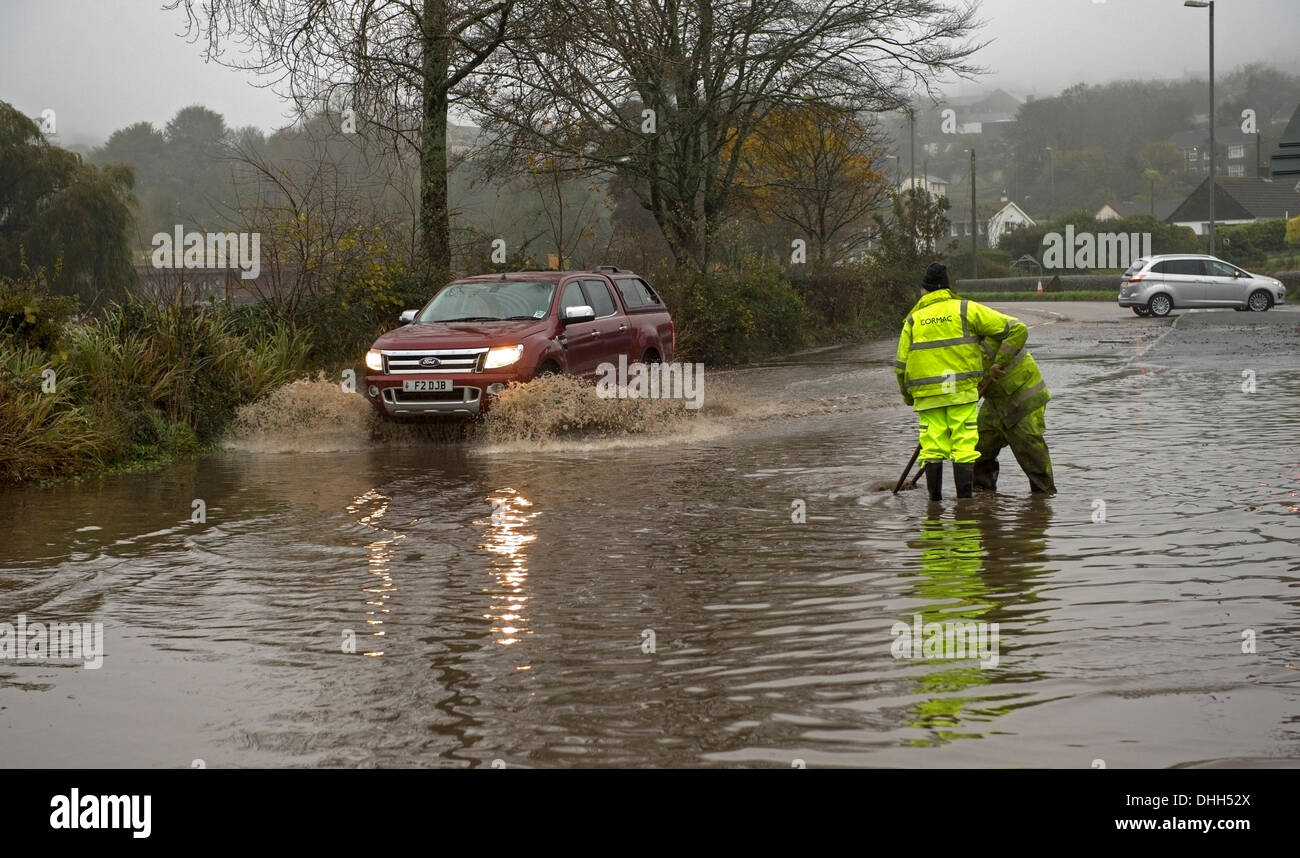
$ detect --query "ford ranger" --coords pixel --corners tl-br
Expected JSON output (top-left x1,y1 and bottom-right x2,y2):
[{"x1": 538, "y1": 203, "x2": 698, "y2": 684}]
[{"x1": 363, "y1": 267, "x2": 675, "y2": 418}]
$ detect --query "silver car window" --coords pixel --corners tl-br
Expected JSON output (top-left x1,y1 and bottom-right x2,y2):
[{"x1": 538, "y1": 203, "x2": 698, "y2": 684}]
[{"x1": 1166, "y1": 259, "x2": 1205, "y2": 276}]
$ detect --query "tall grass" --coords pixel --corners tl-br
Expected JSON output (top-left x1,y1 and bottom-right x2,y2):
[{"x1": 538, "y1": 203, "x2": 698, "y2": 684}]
[
  {"x1": 1, "y1": 282, "x2": 310, "y2": 484},
  {"x1": 0, "y1": 346, "x2": 103, "y2": 483}
]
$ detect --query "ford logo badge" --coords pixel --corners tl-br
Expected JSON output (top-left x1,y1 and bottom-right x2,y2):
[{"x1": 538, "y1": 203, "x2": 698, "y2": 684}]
[{"x1": 419, "y1": 356, "x2": 441, "y2": 367}]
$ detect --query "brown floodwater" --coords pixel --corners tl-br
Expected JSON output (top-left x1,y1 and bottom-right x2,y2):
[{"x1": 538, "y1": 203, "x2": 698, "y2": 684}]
[{"x1": 2, "y1": 302, "x2": 1298, "y2": 768}]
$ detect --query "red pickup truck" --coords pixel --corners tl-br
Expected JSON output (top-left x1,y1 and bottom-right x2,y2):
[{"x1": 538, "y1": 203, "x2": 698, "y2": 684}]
[{"x1": 363, "y1": 267, "x2": 675, "y2": 418}]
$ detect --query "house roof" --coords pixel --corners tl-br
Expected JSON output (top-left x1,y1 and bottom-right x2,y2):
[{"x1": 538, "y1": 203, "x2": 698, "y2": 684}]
[
  {"x1": 949, "y1": 201, "x2": 1014, "y2": 225},
  {"x1": 1166, "y1": 176, "x2": 1300, "y2": 223},
  {"x1": 1103, "y1": 199, "x2": 1183, "y2": 221},
  {"x1": 1270, "y1": 102, "x2": 1300, "y2": 176},
  {"x1": 943, "y1": 89, "x2": 1022, "y2": 123}
]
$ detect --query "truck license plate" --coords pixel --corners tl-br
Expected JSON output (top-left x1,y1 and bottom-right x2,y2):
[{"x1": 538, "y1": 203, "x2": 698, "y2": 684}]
[{"x1": 402, "y1": 379, "x2": 451, "y2": 392}]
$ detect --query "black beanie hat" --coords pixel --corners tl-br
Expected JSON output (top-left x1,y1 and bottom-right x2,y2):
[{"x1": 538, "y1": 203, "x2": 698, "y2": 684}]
[{"x1": 922, "y1": 262, "x2": 949, "y2": 291}]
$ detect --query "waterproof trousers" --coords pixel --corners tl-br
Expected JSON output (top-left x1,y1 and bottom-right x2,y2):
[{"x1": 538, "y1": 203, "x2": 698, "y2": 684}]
[
  {"x1": 918, "y1": 401, "x2": 980, "y2": 464},
  {"x1": 973, "y1": 404, "x2": 1055, "y2": 494}
]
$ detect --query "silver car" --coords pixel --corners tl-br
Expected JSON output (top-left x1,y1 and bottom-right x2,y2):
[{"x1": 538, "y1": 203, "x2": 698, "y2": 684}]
[{"x1": 1118, "y1": 254, "x2": 1287, "y2": 317}]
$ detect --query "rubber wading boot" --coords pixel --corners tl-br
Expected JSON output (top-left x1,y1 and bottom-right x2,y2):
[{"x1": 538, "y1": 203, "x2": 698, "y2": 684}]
[
  {"x1": 924, "y1": 462, "x2": 943, "y2": 501},
  {"x1": 953, "y1": 463, "x2": 974, "y2": 499}
]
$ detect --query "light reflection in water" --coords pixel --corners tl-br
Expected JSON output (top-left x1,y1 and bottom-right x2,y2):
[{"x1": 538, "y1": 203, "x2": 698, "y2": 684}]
[
  {"x1": 347, "y1": 488, "x2": 399, "y2": 657},
  {"x1": 480, "y1": 489, "x2": 537, "y2": 648}
]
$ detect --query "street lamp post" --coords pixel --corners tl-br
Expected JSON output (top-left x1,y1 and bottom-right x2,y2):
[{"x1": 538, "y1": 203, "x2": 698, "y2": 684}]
[{"x1": 1185, "y1": 0, "x2": 1215, "y2": 254}]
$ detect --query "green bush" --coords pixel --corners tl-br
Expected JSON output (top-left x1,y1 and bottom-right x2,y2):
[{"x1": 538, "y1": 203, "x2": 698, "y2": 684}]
[
  {"x1": 2, "y1": 297, "x2": 316, "y2": 484},
  {"x1": 67, "y1": 300, "x2": 310, "y2": 446},
  {"x1": 658, "y1": 264, "x2": 811, "y2": 364},
  {"x1": 294, "y1": 268, "x2": 434, "y2": 366},
  {"x1": 945, "y1": 247, "x2": 1015, "y2": 279},
  {"x1": 953, "y1": 274, "x2": 1121, "y2": 293},
  {"x1": 790, "y1": 263, "x2": 916, "y2": 330},
  {"x1": 1286, "y1": 216, "x2": 1300, "y2": 248},
  {"x1": 0, "y1": 269, "x2": 79, "y2": 352},
  {"x1": 998, "y1": 213, "x2": 1199, "y2": 269},
  {"x1": 1219, "y1": 220, "x2": 1287, "y2": 266}
]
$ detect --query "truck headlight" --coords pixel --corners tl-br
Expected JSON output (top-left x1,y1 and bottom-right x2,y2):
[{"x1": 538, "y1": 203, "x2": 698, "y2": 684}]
[
  {"x1": 365, "y1": 349, "x2": 384, "y2": 372},
  {"x1": 484, "y1": 344, "x2": 524, "y2": 369}
]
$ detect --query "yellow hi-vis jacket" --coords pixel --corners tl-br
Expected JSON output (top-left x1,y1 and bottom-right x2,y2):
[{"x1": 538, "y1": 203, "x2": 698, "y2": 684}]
[
  {"x1": 894, "y1": 289, "x2": 1027, "y2": 411},
  {"x1": 980, "y1": 335, "x2": 1051, "y2": 427}
]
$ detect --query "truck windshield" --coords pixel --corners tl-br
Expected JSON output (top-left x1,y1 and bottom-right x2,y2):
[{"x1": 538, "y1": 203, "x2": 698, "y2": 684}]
[{"x1": 418, "y1": 280, "x2": 557, "y2": 323}]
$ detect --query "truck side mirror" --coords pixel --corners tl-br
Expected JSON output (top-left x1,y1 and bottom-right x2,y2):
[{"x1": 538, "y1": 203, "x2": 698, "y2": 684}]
[
  {"x1": 562, "y1": 305, "x2": 596, "y2": 325},
  {"x1": 400, "y1": 309, "x2": 417, "y2": 323}
]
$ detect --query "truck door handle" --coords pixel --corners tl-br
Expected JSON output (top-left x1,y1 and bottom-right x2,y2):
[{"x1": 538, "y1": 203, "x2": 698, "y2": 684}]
[
  {"x1": 590, "y1": 330, "x2": 600, "y2": 337},
  {"x1": 617, "y1": 324, "x2": 629, "y2": 332}
]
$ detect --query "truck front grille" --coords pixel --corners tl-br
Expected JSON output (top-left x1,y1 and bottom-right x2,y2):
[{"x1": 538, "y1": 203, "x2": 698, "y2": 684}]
[{"x1": 382, "y1": 348, "x2": 488, "y2": 373}]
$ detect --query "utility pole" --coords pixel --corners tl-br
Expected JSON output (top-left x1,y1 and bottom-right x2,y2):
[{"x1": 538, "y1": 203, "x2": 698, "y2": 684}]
[
  {"x1": 1185, "y1": 0, "x2": 1215, "y2": 253},
  {"x1": 1045, "y1": 146, "x2": 1054, "y2": 219},
  {"x1": 970, "y1": 148, "x2": 978, "y2": 280},
  {"x1": 1209, "y1": 0, "x2": 1215, "y2": 254},
  {"x1": 909, "y1": 107, "x2": 916, "y2": 190}
]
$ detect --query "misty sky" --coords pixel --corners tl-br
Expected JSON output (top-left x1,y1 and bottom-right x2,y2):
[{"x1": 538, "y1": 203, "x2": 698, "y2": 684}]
[{"x1": 1, "y1": 0, "x2": 1297, "y2": 147}]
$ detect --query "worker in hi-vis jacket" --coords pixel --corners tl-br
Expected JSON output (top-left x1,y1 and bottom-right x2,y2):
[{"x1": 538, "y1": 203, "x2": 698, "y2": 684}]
[{"x1": 894, "y1": 262, "x2": 1027, "y2": 501}]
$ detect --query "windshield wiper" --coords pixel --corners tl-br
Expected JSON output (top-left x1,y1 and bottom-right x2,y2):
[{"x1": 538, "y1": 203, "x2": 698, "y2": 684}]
[
  {"x1": 500, "y1": 315, "x2": 544, "y2": 320},
  {"x1": 434, "y1": 316, "x2": 501, "y2": 322}
]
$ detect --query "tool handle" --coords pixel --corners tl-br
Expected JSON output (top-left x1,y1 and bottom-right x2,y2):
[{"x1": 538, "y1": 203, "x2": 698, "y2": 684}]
[{"x1": 893, "y1": 444, "x2": 922, "y2": 494}]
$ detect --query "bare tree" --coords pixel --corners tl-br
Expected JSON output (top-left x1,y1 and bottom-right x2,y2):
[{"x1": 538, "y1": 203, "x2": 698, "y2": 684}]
[
  {"x1": 468, "y1": 0, "x2": 983, "y2": 271},
  {"x1": 520, "y1": 154, "x2": 610, "y2": 267},
  {"x1": 224, "y1": 132, "x2": 407, "y2": 323},
  {"x1": 166, "y1": 0, "x2": 520, "y2": 285}
]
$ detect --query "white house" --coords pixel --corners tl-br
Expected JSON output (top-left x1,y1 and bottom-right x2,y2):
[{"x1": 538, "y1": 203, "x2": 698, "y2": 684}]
[
  {"x1": 899, "y1": 174, "x2": 950, "y2": 198},
  {"x1": 987, "y1": 201, "x2": 1035, "y2": 248}
]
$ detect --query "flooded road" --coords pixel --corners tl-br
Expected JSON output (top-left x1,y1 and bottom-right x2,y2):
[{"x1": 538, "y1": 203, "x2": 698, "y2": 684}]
[{"x1": 3, "y1": 302, "x2": 1299, "y2": 768}]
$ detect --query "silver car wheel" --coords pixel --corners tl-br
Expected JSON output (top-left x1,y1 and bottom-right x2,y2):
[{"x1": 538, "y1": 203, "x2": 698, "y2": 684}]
[
  {"x1": 1248, "y1": 290, "x2": 1271, "y2": 312},
  {"x1": 1148, "y1": 294, "x2": 1172, "y2": 317}
]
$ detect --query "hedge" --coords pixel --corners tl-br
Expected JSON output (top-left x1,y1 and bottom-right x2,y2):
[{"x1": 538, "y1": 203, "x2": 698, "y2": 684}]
[{"x1": 951, "y1": 274, "x2": 1122, "y2": 294}]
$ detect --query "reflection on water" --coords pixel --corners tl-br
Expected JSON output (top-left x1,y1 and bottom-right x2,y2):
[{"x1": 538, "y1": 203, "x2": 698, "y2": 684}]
[
  {"x1": 349, "y1": 489, "x2": 397, "y2": 657},
  {"x1": 898, "y1": 500, "x2": 1054, "y2": 746},
  {"x1": 480, "y1": 489, "x2": 537, "y2": 648}
]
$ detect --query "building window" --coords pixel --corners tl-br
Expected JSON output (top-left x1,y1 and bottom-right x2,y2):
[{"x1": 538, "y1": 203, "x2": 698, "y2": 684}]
[
  {"x1": 1227, "y1": 164, "x2": 1245, "y2": 177},
  {"x1": 1228, "y1": 144, "x2": 1244, "y2": 160}
]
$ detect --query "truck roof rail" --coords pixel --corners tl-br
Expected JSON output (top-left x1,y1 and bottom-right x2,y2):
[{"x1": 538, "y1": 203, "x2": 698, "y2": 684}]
[{"x1": 592, "y1": 265, "x2": 622, "y2": 273}]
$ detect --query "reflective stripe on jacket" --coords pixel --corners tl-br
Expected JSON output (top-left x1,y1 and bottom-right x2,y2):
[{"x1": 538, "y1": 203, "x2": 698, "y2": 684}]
[
  {"x1": 980, "y1": 337, "x2": 1051, "y2": 427},
  {"x1": 895, "y1": 289, "x2": 1026, "y2": 411}
]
